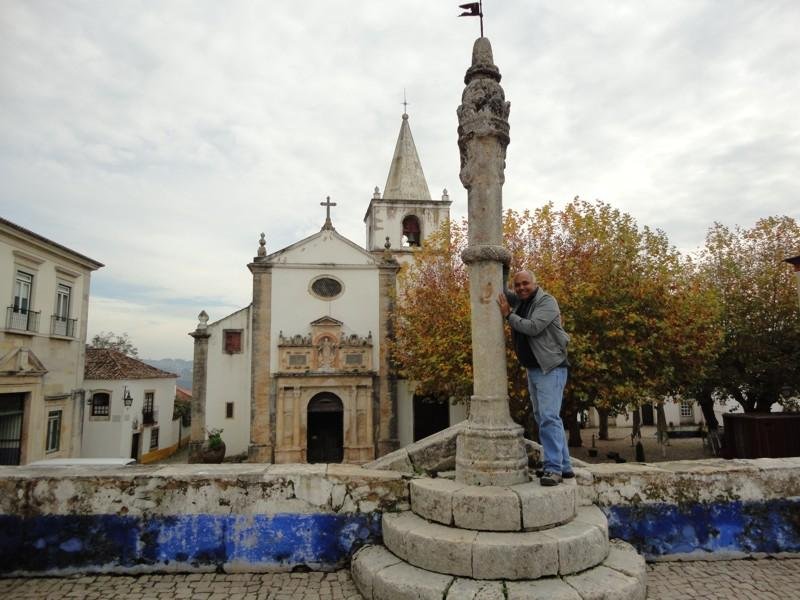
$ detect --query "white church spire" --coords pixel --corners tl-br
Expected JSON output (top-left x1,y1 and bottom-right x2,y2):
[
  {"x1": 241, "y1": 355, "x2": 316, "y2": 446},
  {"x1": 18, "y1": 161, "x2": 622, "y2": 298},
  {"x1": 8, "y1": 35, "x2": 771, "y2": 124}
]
[{"x1": 382, "y1": 112, "x2": 432, "y2": 201}]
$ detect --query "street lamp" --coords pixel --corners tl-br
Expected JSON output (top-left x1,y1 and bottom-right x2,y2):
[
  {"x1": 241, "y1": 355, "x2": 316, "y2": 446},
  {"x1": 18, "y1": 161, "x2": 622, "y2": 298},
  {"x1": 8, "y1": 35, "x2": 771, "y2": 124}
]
[{"x1": 123, "y1": 386, "x2": 133, "y2": 408}]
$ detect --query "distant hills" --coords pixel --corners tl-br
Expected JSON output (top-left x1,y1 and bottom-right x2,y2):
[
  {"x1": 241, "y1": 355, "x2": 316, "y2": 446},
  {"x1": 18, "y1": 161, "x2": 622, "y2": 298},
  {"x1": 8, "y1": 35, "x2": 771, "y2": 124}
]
[{"x1": 143, "y1": 358, "x2": 193, "y2": 390}]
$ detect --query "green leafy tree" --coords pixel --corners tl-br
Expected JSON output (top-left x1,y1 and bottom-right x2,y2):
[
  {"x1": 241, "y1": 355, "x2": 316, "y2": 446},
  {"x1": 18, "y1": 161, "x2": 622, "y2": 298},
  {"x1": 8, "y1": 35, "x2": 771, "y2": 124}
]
[{"x1": 697, "y1": 216, "x2": 800, "y2": 412}]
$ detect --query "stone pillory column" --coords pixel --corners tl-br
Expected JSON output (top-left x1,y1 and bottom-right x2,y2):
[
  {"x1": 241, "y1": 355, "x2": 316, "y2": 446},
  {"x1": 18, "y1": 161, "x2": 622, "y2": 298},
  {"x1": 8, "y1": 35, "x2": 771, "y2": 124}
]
[
  {"x1": 377, "y1": 238, "x2": 401, "y2": 456},
  {"x1": 455, "y1": 37, "x2": 528, "y2": 486},
  {"x1": 188, "y1": 311, "x2": 210, "y2": 463},
  {"x1": 248, "y1": 233, "x2": 274, "y2": 462}
]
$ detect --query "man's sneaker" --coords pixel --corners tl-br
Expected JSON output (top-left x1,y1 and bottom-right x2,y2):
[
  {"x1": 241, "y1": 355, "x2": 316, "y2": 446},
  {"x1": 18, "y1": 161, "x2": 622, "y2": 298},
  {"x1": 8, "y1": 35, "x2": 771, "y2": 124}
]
[
  {"x1": 540, "y1": 471, "x2": 562, "y2": 486},
  {"x1": 536, "y1": 469, "x2": 574, "y2": 479}
]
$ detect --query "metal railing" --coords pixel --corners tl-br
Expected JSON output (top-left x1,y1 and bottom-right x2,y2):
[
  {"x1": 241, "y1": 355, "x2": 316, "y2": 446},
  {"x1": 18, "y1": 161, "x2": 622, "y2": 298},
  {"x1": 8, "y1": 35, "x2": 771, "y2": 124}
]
[
  {"x1": 142, "y1": 409, "x2": 157, "y2": 426},
  {"x1": 51, "y1": 315, "x2": 77, "y2": 337},
  {"x1": 5, "y1": 307, "x2": 40, "y2": 333}
]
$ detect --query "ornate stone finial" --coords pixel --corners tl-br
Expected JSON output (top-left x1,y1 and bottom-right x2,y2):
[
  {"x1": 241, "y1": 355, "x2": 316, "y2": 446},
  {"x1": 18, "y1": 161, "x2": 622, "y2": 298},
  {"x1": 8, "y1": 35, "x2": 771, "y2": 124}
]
[
  {"x1": 373, "y1": 186, "x2": 381, "y2": 199},
  {"x1": 257, "y1": 233, "x2": 266, "y2": 257},
  {"x1": 197, "y1": 310, "x2": 209, "y2": 330},
  {"x1": 442, "y1": 188, "x2": 450, "y2": 202},
  {"x1": 382, "y1": 236, "x2": 395, "y2": 262},
  {"x1": 457, "y1": 37, "x2": 510, "y2": 190}
]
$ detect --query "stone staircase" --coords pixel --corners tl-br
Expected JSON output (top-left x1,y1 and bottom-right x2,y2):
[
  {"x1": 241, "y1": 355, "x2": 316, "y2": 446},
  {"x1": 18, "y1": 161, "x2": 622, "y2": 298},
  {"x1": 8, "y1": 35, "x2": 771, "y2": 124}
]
[{"x1": 351, "y1": 476, "x2": 646, "y2": 599}]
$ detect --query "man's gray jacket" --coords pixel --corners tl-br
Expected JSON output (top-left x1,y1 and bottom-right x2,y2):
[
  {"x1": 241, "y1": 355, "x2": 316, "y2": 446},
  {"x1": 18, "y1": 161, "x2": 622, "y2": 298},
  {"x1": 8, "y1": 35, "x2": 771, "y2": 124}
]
[{"x1": 505, "y1": 287, "x2": 570, "y2": 374}]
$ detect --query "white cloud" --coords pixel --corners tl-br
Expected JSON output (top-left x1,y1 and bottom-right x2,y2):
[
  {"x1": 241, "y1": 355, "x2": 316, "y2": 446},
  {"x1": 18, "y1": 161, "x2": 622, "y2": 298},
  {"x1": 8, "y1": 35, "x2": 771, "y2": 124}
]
[{"x1": 2, "y1": 1, "x2": 798, "y2": 357}]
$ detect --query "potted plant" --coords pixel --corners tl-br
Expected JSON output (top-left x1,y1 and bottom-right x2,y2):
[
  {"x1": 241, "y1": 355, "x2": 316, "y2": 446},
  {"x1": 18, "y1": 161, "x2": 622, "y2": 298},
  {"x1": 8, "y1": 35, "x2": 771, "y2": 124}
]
[{"x1": 202, "y1": 428, "x2": 226, "y2": 463}]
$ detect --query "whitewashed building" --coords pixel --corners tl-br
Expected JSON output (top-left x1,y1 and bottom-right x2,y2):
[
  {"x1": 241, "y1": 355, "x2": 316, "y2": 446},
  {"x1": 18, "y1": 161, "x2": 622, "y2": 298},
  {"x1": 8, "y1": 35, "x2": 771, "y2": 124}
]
[
  {"x1": 0, "y1": 217, "x2": 103, "y2": 465},
  {"x1": 194, "y1": 112, "x2": 465, "y2": 464},
  {"x1": 83, "y1": 347, "x2": 180, "y2": 463}
]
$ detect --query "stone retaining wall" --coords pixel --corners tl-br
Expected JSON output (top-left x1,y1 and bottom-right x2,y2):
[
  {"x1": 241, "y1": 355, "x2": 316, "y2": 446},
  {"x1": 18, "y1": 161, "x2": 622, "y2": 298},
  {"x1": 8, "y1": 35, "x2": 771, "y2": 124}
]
[
  {"x1": 0, "y1": 458, "x2": 798, "y2": 575},
  {"x1": 0, "y1": 464, "x2": 408, "y2": 575},
  {"x1": 587, "y1": 458, "x2": 800, "y2": 560}
]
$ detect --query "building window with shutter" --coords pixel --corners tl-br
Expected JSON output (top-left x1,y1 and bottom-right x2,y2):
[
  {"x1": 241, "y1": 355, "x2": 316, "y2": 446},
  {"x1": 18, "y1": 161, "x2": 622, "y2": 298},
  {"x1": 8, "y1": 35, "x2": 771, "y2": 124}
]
[
  {"x1": 149, "y1": 428, "x2": 159, "y2": 450},
  {"x1": 226, "y1": 402, "x2": 234, "y2": 419},
  {"x1": 224, "y1": 330, "x2": 243, "y2": 354},
  {"x1": 143, "y1": 391, "x2": 155, "y2": 425},
  {"x1": 91, "y1": 392, "x2": 110, "y2": 417},
  {"x1": 46, "y1": 410, "x2": 62, "y2": 453}
]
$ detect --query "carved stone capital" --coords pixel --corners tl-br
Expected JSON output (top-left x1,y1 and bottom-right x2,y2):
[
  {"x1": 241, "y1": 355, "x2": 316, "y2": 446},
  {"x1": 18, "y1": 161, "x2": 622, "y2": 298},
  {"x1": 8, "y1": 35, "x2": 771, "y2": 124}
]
[{"x1": 460, "y1": 245, "x2": 511, "y2": 266}]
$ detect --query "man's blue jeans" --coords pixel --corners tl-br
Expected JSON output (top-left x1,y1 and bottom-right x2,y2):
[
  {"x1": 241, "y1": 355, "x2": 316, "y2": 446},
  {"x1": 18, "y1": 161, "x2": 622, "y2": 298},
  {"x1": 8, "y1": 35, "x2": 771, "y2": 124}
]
[{"x1": 527, "y1": 366, "x2": 572, "y2": 475}]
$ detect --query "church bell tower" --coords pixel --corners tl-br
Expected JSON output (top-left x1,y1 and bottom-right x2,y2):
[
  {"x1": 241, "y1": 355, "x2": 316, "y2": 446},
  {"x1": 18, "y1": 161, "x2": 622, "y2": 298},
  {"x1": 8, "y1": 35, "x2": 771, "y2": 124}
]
[{"x1": 364, "y1": 111, "x2": 451, "y2": 265}]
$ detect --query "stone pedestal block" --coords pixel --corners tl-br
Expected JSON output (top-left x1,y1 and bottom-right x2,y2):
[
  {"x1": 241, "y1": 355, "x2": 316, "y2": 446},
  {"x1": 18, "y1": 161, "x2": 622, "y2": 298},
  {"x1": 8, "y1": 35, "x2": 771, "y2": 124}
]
[
  {"x1": 352, "y1": 542, "x2": 646, "y2": 600},
  {"x1": 381, "y1": 507, "x2": 608, "y2": 580},
  {"x1": 409, "y1": 477, "x2": 577, "y2": 532}
]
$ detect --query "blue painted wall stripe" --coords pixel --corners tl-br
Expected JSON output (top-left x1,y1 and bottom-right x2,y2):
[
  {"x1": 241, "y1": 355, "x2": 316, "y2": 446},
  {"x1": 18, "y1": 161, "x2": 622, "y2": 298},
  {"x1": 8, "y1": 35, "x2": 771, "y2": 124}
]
[
  {"x1": 604, "y1": 498, "x2": 800, "y2": 558},
  {"x1": 0, "y1": 513, "x2": 382, "y2": 573}
]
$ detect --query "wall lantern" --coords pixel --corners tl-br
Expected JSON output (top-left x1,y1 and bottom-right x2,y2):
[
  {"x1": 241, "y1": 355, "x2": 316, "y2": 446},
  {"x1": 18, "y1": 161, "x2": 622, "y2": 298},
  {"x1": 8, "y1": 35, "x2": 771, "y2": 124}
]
[{"x1": 123, "y1": 386, "x2": 134, "y2": 408}]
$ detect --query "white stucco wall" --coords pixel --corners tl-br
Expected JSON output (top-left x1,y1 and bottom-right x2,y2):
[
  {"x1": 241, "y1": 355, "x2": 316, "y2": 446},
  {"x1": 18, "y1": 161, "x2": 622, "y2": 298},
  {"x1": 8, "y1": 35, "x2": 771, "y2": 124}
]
[
  {"x1": 269, "y1": 231, "x2": 381, "y2": 373},
  {"x1": 81, "y1": 377, "x2": 177, "y2": 459},
  {"x1": 205, "y1": 307, "x2": 252, "y2": 457}
]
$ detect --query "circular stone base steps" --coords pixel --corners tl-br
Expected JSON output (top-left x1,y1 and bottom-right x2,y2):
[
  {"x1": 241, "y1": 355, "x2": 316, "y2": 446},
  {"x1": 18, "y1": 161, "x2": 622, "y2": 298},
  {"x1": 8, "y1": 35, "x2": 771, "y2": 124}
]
[
  {"x1": 410, "y1": 477, "x2": 577, "y2": 532},
  {"x1": 351, "y1": 540, "x2": 646, "y2": 600},
  {"x1": 382, "y1": 505, "x2": 609, "y2": 580}
]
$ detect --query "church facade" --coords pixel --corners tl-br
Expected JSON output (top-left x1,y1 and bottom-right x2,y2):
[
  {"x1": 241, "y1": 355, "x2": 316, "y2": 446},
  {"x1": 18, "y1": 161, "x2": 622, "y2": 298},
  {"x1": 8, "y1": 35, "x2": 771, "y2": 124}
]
[{"x1": 190, "y1": 113, "x2": 465, "y2": 464}]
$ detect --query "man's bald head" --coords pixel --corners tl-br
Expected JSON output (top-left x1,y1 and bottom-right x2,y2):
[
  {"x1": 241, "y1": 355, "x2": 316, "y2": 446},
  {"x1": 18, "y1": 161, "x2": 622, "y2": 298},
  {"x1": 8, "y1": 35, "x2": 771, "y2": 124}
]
[{"x1": 513, "y1": 270, "x2": 538, "y2": 300}]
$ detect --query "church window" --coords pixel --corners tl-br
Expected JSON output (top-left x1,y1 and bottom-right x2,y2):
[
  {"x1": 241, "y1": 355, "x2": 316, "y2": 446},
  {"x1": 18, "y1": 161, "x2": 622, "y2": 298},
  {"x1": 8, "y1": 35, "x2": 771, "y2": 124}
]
[
  {"x1": 402, "y1": 215, "x2": 421, "y2": 247},
  {"x1": 224, "y1": 330, "x2": 243, "y2": 354},
  {"x1": 310, "y1": 276, "x2": 343, "y2": 300},
  {"x1": 225, "y1": 402, "x2": 234, "y2": 419}
]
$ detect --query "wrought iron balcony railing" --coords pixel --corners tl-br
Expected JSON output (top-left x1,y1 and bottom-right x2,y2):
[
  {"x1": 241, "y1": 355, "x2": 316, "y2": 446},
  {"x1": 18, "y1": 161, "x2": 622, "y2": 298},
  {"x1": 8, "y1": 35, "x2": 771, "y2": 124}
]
[
  {"x1": 142, "y1": 409, "x2": 157, "y2": 426},
  {"x1": 51, "y1": 315, "x2": 77, "y2": 337},
  {"x1": 5, "y1": 307, "x2": 40, "y2": 333}
]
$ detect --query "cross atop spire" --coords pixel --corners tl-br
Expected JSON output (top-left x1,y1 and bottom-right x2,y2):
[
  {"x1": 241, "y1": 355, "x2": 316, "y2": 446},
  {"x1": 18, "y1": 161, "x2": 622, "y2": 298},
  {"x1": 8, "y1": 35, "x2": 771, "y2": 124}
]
[
  {"x1": 402, "y1": 89, "x2": 409, "y2": 116},
  {"x1": 321, "y1": 196, "x2": 337, "y2": 230}
]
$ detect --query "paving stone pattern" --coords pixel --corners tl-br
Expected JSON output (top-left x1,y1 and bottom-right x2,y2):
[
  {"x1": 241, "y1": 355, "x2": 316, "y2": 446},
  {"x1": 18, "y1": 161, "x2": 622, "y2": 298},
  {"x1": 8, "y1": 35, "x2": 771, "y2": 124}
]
[{"x1": 2, "y1": 559, "x2": 799, "y2": 599}]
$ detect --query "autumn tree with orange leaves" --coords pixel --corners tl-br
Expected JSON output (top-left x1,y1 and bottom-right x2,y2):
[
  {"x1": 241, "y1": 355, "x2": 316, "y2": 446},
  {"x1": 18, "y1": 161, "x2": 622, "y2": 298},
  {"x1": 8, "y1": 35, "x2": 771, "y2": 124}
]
[{"x1": 392, "y1": 199, "x2": 721, "y2": 446}]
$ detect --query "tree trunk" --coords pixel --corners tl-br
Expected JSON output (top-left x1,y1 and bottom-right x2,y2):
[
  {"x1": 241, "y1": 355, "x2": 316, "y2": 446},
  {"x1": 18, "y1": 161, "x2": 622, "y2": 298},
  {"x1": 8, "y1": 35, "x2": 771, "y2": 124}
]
[
  {"x1": 598, "y1": 408, "x2": 610, "y2": 441},
  {"x1": 697, "y1": 389, "x2": 719, "y2": 430},
  {"x1": 631, "y1": 407, "x2": 642, "y2": 441},
  {"x1": 563, "y1": 396, "x2": 582, "y2": 447},
  {"x1": 656, "y1": 401, "x2": 669, "y2": 447}
]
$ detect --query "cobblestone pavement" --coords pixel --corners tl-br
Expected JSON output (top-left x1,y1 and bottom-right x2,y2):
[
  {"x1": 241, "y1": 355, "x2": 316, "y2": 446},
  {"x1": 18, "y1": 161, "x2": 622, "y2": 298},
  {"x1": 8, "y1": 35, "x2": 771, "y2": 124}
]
[
  {"x1": 2, "y1": 558, "x2": 799, "y2": 599},
  {"x1": 646, "y1": 558, "x2": 800, "y2": 600}
]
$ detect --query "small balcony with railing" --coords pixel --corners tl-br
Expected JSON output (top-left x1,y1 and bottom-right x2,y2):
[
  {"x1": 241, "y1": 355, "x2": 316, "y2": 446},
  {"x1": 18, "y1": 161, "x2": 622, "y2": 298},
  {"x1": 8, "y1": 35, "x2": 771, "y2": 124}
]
[
  {"x1": 5, "y1": 307, "x2": 40, "y2": 333},
  {"x1": 142, "y1": 407, "x2": 158, "y2": 426},
  {"x1": 50, "y1": 315, "x2": 77, "y2": 338}
]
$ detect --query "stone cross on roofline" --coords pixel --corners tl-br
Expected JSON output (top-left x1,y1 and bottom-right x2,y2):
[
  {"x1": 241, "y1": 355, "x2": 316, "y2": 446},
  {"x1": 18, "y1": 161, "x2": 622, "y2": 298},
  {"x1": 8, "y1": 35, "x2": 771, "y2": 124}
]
[{"x1": 321, "y1": 196, "x2": 337, "y2": 230}]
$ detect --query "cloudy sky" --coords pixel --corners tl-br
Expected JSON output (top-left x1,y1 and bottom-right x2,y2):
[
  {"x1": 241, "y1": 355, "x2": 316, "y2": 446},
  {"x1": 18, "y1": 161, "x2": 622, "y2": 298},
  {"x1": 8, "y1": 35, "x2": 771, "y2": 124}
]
[{"x1": 2, "y1": 1, "x2": 798, "y2": 360}]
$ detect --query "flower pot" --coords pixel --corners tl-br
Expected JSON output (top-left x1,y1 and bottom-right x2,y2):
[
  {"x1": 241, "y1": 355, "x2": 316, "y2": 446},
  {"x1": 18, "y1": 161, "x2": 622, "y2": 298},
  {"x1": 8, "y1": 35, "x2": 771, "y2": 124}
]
[{"x1": 201, "y1": 440, "x2": 226, "y2": 463}]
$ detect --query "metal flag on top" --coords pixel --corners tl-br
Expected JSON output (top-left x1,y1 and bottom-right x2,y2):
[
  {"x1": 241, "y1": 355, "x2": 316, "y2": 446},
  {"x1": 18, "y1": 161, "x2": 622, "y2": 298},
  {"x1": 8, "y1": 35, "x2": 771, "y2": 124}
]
[{"x1": 458, "y1": 1, "x2": 484, "y2": 37}]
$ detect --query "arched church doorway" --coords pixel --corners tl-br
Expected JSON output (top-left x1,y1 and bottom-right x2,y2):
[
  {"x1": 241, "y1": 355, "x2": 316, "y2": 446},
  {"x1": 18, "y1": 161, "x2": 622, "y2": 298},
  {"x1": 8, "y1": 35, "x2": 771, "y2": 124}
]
[
  {"x1": 413, "y1": 395, "x2": 449, "y2": 442},
  {"x1": 307, "y1": 392, "x2": 344, "y2": 463}
]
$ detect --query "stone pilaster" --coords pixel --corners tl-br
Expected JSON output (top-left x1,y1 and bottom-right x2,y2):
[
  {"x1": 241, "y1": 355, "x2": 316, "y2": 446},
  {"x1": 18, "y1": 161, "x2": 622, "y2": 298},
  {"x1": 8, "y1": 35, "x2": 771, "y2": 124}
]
[
  {"x1": 188, "y1": 311, "x2": 210, "y2": 463},
  {"x1": 248, "y1": 258, "x2": 274, "y2": 463},
  {"x1": 455, "y1": 37, "x2": 528, "y2": 486},
  {"x1": 377, "y1": 253, "x2": 401, "y2": 457}
]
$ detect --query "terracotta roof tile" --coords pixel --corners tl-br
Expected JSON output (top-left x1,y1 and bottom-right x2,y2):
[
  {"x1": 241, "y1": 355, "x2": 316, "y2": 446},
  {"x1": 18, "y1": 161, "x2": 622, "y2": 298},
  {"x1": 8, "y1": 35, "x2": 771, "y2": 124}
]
[
  {"x1": 84, "y1": 348, "x2": 178, "y2": 380},
  {"x1": 176, "y1": 387, "x2": 192, "y2": 402}
]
